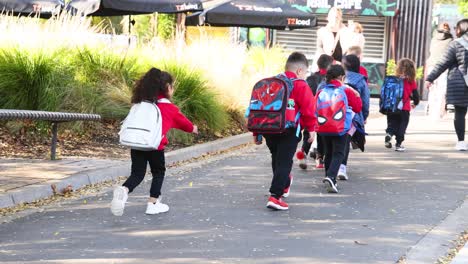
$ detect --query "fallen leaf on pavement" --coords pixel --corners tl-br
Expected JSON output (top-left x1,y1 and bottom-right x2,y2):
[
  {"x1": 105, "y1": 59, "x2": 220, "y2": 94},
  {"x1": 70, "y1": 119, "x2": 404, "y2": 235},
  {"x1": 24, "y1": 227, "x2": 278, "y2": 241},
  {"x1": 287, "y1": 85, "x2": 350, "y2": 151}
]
[{"x1": 354, "y1": 240, "x2": 368, "y2": 246}]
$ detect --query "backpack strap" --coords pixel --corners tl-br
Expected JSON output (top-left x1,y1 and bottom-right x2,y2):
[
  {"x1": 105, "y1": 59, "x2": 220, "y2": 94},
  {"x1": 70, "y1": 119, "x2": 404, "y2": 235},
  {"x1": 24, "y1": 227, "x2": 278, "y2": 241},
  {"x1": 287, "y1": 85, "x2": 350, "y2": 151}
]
[
  {"x1": 157, "y1": 98, "x2": 171, "y2": 104},
  {"x1": 276, "y1": 74, "x2": 308, "y2": 137}
]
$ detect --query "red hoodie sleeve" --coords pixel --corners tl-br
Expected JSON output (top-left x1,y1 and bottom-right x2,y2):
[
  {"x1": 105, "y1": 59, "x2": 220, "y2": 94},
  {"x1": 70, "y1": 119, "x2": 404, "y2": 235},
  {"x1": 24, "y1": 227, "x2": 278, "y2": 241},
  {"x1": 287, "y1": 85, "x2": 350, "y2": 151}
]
[
  {"x1": 345, "y1": 88, "x2": 363, "y2": 113},
  {"x1": 293, "y1": 80, "x2": 317, "y2": 132},
  {"x1": 171, "y1": 105, "x2": 194, "y2": 133}
]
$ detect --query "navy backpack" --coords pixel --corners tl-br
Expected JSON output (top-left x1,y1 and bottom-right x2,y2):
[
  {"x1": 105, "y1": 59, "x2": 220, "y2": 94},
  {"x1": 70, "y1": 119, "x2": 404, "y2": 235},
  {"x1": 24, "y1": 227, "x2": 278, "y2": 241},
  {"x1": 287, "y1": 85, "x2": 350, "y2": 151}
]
[{"x1": 379, "y1": 76, "x2": 404, "y2": 115}]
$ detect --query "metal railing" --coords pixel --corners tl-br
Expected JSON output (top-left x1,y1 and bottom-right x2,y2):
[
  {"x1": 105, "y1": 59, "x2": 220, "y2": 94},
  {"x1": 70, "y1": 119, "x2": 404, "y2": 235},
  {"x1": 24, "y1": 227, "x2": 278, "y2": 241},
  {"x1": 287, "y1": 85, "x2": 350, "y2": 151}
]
[{"x1": 0, "y1": 110, "x2": 101, "y2": 160}]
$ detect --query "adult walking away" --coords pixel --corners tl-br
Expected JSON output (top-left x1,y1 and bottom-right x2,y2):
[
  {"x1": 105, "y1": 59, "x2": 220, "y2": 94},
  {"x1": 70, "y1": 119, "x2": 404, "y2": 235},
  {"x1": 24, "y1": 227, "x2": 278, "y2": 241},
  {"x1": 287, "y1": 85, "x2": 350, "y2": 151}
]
[
  {"x1": 426, "y1": 19, "x2": 468, "y2": 151},
  {"x1": 248, "y1": 52, "x2": 316, "y2": 210},
  {"x1": 425, "y1": 22, "x2": 453, "y2": 120},
  {"x1": 313, "y1": 7, "x2": 347, "y2": 71}
]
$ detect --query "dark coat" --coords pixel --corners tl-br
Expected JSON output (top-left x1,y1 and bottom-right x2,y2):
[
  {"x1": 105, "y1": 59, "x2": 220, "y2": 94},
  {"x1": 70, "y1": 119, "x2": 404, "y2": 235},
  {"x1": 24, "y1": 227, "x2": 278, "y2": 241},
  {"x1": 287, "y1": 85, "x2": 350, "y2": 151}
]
[
  {"x1": 427, "y1": 29, "x2": 453, "y2": 67},
  {"x1": 427, "y1": 34, "x2": 468, "y2": 107}
]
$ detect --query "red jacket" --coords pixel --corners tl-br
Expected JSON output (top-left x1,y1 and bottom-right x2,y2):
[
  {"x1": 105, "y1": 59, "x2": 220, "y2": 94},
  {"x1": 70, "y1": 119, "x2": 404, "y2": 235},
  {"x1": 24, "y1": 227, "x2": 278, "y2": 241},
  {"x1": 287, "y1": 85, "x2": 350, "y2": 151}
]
[
  {"x1": 284, "y1": 71, "x2": 317, "y2": 132},
  {"x1": 359, "y1": 66, "x2": 369, "y2": 84},
  {"x1": 328, "y1": 80, "x2": 363, "y2": 113},
  {"x1": 401, "y1": 79, "x2": 418, "y2": 111},
  {"x1": 156, "y1": 96, "x2": 194, "y2": 150}
]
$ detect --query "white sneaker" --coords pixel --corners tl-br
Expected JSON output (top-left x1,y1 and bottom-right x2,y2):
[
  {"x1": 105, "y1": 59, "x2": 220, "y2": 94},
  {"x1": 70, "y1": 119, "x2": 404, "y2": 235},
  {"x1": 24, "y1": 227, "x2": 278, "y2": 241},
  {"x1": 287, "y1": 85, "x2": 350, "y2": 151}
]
[
  {"x1": 395, "y1": 145, "x2": 406, "y2": 152},
  {"x1": 111, "y1": 186, "x2": 128, "y2": 216},
  {"x1": 323, "y1": 178, "x2": 338, "y2": 193},
  {"x1": 145, "y1": 198, "x2": 169, "y2": 215},
  {"x1": 337, "y1": 164, "x2": 348, "y2": 180},
  {"x1": 455, "y1": 141, "x2": 468, "y2": 151}
]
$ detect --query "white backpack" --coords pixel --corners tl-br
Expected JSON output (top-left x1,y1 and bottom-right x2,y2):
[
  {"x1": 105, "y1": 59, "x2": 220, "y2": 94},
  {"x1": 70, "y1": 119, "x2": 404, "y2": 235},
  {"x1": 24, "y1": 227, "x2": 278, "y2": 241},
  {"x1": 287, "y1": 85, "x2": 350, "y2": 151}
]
[{"x1": 119, "y1": 98, "x2": 170, "y2": 150}]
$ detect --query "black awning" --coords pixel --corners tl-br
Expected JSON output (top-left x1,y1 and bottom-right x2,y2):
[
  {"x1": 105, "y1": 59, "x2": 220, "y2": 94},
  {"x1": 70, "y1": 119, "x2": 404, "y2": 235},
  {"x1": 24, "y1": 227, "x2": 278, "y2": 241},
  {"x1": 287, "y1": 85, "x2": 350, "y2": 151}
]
[
  {"x1": 68, "y1": 0, "x2": 203, "y2": 16},
  {"x1": 0, "y1": 0, "x2": 63, "y2": 18},
  {"x1": 186, "y1": 0, "x2": 317, "y2": 30}
]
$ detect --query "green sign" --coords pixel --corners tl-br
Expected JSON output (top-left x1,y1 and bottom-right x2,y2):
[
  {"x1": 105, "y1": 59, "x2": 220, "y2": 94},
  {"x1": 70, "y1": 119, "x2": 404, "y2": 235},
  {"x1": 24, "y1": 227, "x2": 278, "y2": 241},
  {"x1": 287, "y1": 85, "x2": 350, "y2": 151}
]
[{"x1": 289, "y1": 0, "x2": 397, "y2": 17}]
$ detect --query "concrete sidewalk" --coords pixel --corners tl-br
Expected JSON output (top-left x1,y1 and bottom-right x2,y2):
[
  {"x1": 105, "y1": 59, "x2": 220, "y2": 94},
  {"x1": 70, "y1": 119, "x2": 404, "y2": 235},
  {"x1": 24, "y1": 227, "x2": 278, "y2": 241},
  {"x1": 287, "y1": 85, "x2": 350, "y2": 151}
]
[
  {"x1": 0, "y1": 133, "x2": 252, "y2": 209},
  {"x1": 0, "y1": 98, "x2": 384, "y2": 209},
  {"x1": 0, "y1": 103, "x2": 467, "y2": 264}
]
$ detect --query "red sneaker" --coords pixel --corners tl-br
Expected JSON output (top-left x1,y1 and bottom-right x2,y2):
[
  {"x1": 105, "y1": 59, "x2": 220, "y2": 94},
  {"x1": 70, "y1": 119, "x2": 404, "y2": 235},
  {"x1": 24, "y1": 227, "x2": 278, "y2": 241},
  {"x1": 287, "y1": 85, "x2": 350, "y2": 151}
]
[
  {"x1": 282, "y1": 174, "x2": 293, "y2": 198},
  {"x1": 266, "y1": 196, "x2": 289, "y2": 210},
  {"x1": 316, "y1": 159, "x2": 324, "y2": 169}
]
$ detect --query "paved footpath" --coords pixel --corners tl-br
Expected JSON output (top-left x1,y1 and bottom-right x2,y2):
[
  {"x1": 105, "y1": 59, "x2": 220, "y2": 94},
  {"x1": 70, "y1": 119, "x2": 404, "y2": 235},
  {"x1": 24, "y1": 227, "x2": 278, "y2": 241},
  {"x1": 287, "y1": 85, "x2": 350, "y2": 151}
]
[{"x1": 0, "y1": 110, "x2": 467, "y2": 264}]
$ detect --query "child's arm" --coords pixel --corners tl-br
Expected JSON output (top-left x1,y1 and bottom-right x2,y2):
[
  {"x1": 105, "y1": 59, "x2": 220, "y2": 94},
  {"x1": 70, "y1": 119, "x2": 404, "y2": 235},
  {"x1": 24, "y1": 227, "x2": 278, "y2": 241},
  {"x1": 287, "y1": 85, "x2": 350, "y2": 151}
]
[
  {"x1": 345, "y1": 87, "x2": 363, "y2": 113},
  {"x1": 361, "y1": 82, "x2": 370, "y2": 121},
  {"x1": 296, "y1": 82, "x2": 317, "y2": 133},
  {"x1": 411, "y1": 86, "x2": 420, "y2": 107},
  {"x1": 172, "y1": 106, "x2": 196, "y2": 133}
]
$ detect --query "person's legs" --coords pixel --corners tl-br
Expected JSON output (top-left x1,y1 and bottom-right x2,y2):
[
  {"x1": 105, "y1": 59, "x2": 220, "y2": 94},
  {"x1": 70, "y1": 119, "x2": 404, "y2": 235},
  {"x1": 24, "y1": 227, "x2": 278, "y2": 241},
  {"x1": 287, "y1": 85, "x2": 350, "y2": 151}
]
[
  {"x1": 298, "y1": 129, "x2": 310, "y2": 169},
  {"x1": 338, "y1": 134, "x2": 351, "y2": 180},
  {"x1": 301, "y1": 128, "x2": 311, "y2": 155},
  {"x1": 267, "y1": 130, "x2": 298, "y2": 198},
  {"x1": 322, "y1": 135, "x2": 333, "y2": 173},
  {"x1": 396, "y1": 111, "x2": 410, "y2": 146},
  {"x1": 385, "y1": 113, "x2": 400, "y2": 148},
  {"x1": 326, "y1": 136, "x2": 347, "y2": 183},
  {"x1": 112, "y1": 149, "x2": 147, "y2": 216},
  {"x1": 145, "y1": 150, "x2": 169, "y2": 215},
  {"x1": 147, "y1": 150, "x2": 166, "y2": 199},
  {"x1": 454, "y1": 106, "x2": 467, "y2": 141},
  {"x1": 322, "y1": 135, "x2": 347, "y2": 193},
  {"x1": 315, "y1": 134, "x2": 325, "y2": 168},
  {"x1": 342, "y1": 134, "x2": 351, "y2": 166},
  {"x1": 123, "y1": 149, "x2": 148, "y2": 193},
  {"x1": 265, "y1": 134, "x2": 279, "y2": 181}
]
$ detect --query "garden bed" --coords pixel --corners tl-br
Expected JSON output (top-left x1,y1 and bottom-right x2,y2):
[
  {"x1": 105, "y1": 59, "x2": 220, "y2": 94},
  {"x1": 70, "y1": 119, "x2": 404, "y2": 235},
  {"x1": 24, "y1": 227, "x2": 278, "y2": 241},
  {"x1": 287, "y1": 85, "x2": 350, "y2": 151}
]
[{"x1": 0, "y1": 111, "x2": 246, "y2": 160}]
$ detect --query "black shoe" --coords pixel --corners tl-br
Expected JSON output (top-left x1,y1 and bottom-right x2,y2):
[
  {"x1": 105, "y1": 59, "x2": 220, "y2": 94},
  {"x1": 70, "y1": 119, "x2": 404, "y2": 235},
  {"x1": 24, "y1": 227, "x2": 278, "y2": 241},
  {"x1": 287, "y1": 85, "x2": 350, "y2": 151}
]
[
  {"x1": 322, "y1": 177, "x2": 338, "y2": 193},
  {"x1": 310, "y1": 149, "x2": 317, "y2": 159},
  {"x1": 385, "y1": 134, "x2": 392, "y2": 149}
]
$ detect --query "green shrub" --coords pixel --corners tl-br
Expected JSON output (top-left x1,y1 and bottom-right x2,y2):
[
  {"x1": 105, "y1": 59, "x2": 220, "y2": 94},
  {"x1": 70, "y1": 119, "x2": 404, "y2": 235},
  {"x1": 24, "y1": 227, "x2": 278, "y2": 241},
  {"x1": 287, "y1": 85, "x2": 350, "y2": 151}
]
[
  {"x1": 157, "y1": 14, "x2": 175, "y2": 40},
  {"x1": 160, "y1": 62, "x2": 229, "y2": 132},
  {"x1": 0, "y1": 48, "x2": 71, "y2": 111},
  {"x1": 62, "y1": 48, "x2": 144, "y2": 118},
  {"x1": 243, "y1": 46, "x2": 287, "y2": 76}
]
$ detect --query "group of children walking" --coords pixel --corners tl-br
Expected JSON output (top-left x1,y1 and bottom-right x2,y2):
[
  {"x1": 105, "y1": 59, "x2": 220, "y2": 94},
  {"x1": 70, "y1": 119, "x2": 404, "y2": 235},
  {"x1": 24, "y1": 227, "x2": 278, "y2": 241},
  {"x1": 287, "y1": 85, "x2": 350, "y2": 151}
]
[
  {"x1": 109, "y1": 47, "x2": 420, "y2": 216},
  {"x1": 246, "y1": 49, "x2": 419, "y2": 210}
]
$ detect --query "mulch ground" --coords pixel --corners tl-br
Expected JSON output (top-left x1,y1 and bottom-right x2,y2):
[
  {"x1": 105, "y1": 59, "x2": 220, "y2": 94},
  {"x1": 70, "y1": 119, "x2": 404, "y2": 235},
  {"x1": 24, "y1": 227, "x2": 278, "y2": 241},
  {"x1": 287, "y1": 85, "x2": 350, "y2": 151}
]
[{"x1": 0, "y1": 117, "x2": 246, "y2": 160}]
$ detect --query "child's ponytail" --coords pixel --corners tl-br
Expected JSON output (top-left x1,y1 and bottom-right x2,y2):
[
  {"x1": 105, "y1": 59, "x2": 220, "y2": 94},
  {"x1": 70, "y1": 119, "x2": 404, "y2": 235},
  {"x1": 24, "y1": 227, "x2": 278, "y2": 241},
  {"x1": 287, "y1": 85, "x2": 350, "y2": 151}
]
[{"x1": 131, "y1": 67, "x2": 174, "y2": 104}]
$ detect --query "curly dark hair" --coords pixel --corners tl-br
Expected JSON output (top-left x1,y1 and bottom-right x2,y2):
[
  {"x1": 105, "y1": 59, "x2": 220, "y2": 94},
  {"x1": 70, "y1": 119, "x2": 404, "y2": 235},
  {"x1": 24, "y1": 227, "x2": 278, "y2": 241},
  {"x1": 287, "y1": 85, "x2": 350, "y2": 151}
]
[
  {"x1": 131, "y1": 68, "x2": 173, "y2": 104},
  {"x1": 396, "y1": 58, "x2": 416, "y2": 82}
]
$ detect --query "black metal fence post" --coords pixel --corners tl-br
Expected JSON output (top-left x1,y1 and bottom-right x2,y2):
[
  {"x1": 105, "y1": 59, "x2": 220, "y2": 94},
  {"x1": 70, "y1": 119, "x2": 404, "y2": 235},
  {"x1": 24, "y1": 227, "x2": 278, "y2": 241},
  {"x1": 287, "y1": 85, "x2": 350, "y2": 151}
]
[{"x1": 50, "y1": 122, "x2": 58, "y2": 160}]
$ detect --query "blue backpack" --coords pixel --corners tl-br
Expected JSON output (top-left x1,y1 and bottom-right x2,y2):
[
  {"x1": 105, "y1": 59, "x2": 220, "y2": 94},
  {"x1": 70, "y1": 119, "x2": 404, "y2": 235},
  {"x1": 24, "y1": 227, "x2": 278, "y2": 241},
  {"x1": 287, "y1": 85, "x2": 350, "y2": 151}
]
[
  {"x1": 316, "y1": 84, "x2": 353, "y2": 136},
  {"x1": 379, "y1": 76, "x2": 404, "y2": 115}
]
